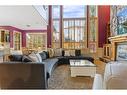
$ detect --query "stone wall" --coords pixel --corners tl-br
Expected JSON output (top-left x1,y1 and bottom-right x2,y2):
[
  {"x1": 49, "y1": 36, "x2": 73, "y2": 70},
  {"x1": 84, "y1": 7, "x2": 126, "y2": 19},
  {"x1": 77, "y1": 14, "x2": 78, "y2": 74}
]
[{"x1": 110, "y1": 5, "x2": 127, "y2": 36}]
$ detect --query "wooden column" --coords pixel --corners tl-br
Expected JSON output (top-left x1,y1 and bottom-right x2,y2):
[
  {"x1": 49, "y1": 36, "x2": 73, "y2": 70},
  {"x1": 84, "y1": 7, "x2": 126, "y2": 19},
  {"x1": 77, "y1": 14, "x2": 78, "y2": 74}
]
[
  {"x1": 60, "y1": 6, "x2": 63, "y2": 48},
  {"x1": 47, "y1": 6, "x2": 52, "y2": 48}
]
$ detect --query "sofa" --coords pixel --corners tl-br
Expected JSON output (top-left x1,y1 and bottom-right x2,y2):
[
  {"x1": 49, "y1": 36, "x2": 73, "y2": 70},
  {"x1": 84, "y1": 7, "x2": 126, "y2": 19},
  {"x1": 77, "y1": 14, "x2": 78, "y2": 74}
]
[
  {"x1": 93, "y1": 61, "x2": 127, "y2": 89},
  {"x1": 0, "y1": 62, "x2": 47, "y2": 89},
  {"x1": 0, "y1": 49, "x2": 94, "y2": 89}
]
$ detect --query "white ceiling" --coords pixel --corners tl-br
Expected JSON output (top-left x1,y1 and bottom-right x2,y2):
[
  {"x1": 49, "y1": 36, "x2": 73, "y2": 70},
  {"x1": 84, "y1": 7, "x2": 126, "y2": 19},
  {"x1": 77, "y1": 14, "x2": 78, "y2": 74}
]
[{"x1": 0, "y1": 6, "x2": 48, "y2": 30}]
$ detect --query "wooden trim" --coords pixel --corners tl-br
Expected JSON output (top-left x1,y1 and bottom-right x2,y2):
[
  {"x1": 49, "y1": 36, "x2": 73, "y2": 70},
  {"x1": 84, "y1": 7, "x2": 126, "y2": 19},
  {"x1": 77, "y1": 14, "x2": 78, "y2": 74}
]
[{"x1": 109, "y1": 34, "x2": 127, "y2": 61}]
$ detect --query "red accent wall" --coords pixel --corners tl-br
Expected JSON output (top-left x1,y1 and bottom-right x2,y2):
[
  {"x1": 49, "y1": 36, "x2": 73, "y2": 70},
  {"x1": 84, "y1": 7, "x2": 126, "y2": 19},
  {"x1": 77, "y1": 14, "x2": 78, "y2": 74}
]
[{"x1": 98, "y1": 5, "x2": 110, "y2": 47}]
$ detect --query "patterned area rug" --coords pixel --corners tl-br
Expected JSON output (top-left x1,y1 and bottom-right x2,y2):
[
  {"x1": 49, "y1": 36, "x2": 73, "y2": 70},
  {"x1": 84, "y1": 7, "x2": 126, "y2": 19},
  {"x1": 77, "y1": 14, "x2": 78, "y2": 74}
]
[{"x1": 48, "y1": 64, "x2": 94, "y2": 89}]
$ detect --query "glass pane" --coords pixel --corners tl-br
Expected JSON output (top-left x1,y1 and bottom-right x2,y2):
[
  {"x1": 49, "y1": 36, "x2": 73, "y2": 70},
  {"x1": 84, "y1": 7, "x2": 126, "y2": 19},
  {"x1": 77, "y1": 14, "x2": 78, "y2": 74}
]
[
  {"x1": 63, "y1": 6, "x2": 86, "y2": 18},
  {"x1": 63, "y1": 6, "x2": 87, "y2": 49},
  {"x1": 52, "y1": 5, "x2": 60, "y2": 19},
  {"x1": 89, "y1": 18, "x2": 97, "y2": 42},
  {"x1": 89, "y1": 5, "x2": 97, "y2": 17},
  {"x1": 52, "y1": 5, "x2": 60, "y2": 48}
]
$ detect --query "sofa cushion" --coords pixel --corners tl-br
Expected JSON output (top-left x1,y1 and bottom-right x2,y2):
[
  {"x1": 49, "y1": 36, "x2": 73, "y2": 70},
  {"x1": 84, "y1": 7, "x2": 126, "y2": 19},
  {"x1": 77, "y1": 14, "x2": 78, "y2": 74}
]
[
  {"x1": 39, "y1": 52, "x2": 47, "y2": 60},
  {"x1": 70, "y1": 50, "x2": 75, "y2": 56},
  {"x1": 62, "y1": 50, "x2": 65, "y2": 56},
  {"x1": 43, "y1": 51, "x2": 49, "y2": 58},
  {"x1": 64, "y1": 50, "x2": 70, "y2": 56},
  {"x1": 75, "y1": 49, "x2": 81, "y2": 56},
  {"x1": 36, "y1": 53, "x2": 42, "y2": 62},
  {"x1": 43, "y1": 58, "x2": 58, "y2": 78},
  {"x1": 22, "y1": 55, "x2": 32, "y2": 62},
  {"x1": 54, "y1": 48, "x2": 63, "y2": 57},
  {"x1": 9, "y1": 55, "x2": 23, "y2": 62}
]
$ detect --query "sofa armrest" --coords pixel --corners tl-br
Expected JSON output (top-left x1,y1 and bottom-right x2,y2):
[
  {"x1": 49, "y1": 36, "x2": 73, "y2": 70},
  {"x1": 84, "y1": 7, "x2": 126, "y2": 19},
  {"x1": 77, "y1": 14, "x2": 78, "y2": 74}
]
[
  {"x1": 92, "y1": 74, "x2": 103, "y2": 89},
  {"x1": 0, "y1": 62, "x2": 47, "y2": 89}
]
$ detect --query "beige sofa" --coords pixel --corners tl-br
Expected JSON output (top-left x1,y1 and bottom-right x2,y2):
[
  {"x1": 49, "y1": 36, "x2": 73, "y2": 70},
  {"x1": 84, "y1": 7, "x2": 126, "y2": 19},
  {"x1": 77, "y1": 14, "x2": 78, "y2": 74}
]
[{"x1": 93, "y1": 62, "x2": 127, "y2": 89}]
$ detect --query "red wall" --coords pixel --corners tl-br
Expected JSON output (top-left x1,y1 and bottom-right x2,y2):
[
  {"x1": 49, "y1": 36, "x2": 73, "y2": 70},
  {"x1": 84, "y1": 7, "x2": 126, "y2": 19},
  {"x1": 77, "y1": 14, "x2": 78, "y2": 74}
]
[{"x1": 98, "y1": 5, "x2": 110, "y2": 47}]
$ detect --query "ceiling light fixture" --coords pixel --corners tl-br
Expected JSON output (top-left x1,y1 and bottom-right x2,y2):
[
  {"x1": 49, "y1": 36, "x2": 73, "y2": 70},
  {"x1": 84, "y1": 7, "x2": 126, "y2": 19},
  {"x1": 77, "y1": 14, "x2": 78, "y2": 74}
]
[{"x1": 26, "y1": 24, "x2": 31, "y2": 27}]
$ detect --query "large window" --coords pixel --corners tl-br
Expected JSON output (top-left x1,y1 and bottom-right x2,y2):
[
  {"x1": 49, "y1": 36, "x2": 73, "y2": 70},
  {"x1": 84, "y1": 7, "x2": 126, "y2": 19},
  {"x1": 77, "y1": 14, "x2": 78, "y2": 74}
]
[
  {"x1": 51, "y1": 5, "x2": 98, "y2": 51},
  {"x1": 52, "y1": 6, "x2": 60, "y2": 48},
  {"x1": 63, "y1": 6, "x2": 87, "y2": 49},
  {"x1": 63, "y1": 18, "x2": 86, "y2": 49}
]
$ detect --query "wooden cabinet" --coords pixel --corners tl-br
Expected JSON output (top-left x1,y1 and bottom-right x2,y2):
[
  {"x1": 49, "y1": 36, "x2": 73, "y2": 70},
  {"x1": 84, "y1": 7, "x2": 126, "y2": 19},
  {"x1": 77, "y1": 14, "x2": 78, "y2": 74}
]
[
  {"x1": 103, "y1": 44, "x2": 111, "y2": 59},
  {"x1": 106, "y1": 22, "x2": 110, "y2": 44}
]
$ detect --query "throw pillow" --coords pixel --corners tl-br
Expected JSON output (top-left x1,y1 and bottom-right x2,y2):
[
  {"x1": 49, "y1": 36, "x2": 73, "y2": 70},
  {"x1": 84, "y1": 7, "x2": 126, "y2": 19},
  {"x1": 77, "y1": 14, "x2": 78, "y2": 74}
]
[
  {"x1": 39, "y1": 52, "x2": 47, "y2": 60},
  {"x1": 62, "y1": 50, "x2": 65, "y2": 56},
  {"x1": 75, "y1": 49, "x2": 81, "y2": 56},
  {"x1": 54, "y1": 49, "x2": 61, "y2": 57},
  {"x1": 9, "y1": 55, "x2": 23, "y2": 62},
  {"x1": 47, "y1": 48, "x2": 54, "y2": 58},
  {"x1": 22, "y1": 55, "x2": 32, "y2": 62},
  {"x1": 36, "y1": 53, "x2": 42, "y2": 62},
  {"x1": 64, "y1": 50, "x2": 70, "y2": 56},
  {"x1": 28, "y1": 52, "x2": 40, "y2": 62},
  {"x1": 70, "y1": 50, "x2": 75, "y2": 56},
  {"x1": 43, "y1": 51, "x2": 49, "y2": 58}
]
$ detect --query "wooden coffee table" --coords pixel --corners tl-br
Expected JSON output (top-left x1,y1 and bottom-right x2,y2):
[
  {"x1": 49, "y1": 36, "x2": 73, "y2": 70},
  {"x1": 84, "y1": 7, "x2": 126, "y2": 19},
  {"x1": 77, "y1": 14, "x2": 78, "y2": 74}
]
[{"x1": 70, "y1": 60, "x2": 96, "y2": 77}]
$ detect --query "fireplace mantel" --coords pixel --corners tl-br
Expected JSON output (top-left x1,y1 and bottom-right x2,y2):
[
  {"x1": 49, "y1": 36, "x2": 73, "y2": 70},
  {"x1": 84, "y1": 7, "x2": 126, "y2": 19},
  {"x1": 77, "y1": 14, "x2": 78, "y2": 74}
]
[
  {"x1": 108, "y1": 34, "x2": 127, "y2": 61},
  {"x1": 108, "y1": 34, "x2": 127, "y2": 43}
]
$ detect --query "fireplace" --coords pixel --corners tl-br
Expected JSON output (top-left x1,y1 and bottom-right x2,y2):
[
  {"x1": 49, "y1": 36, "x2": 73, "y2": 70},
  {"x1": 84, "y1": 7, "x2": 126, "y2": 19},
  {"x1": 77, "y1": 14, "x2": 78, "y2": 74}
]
[
  {"x1": 116, "y1": 42, "x2": 127, "y2": 61},
  {"x1": 109, "y1": 34, "x2": 127, "y2": 61}
]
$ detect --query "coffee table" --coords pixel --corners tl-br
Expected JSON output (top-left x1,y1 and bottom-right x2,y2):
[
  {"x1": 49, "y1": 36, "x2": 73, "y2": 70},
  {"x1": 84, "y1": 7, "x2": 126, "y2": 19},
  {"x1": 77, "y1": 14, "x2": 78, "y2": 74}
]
[{"x1": 70, "y1": 60, "x2": 96, "y2": 77}]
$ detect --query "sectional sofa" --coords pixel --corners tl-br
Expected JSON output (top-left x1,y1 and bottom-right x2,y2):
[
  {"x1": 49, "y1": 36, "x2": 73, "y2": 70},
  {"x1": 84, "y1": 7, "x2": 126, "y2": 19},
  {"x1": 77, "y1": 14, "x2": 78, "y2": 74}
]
[{"x1": 0, "y1": 49, "x2": 94, "y2": 89}]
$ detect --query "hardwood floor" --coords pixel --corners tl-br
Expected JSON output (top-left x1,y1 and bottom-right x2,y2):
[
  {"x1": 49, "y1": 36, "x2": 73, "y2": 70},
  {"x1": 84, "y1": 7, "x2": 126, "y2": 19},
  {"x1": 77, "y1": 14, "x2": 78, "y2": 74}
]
[
  {"x1": 48, "y1": 59, "x2": 106, "y2": 89},
  {"x1": 94, "y1": 59, "x2": 106, "y2": 76}
]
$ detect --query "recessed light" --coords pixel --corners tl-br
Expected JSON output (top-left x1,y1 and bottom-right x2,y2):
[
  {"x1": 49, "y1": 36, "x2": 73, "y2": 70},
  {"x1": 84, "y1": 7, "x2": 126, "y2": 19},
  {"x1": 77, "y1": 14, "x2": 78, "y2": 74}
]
[
  {"x1": 26, "y1": 25, "x2": 31, "y2": 27},
  {"x1": 36, "y1": 22, "x2": 39, "y2": 24}
]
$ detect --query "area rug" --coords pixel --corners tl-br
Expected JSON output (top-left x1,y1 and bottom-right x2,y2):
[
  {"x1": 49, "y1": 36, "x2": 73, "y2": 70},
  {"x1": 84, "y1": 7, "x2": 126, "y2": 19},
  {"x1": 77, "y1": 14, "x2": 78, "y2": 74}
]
[{"x1": 48, "y1": 64, "x2": 94, "y2": 89}]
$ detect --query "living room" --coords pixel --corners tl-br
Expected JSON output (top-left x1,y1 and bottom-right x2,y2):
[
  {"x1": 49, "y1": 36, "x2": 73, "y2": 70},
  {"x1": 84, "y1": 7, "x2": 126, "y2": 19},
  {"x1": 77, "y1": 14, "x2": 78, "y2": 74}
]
[{"x1": 0, "y1": 1, "x2": 127, "y2": 93}]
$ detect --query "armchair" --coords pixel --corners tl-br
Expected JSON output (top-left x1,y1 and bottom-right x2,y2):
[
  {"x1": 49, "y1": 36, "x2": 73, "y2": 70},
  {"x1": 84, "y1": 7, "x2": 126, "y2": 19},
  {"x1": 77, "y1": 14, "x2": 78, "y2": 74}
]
[{"x1": 93, "y1": 62, "x2": 127, "y2": 89}]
